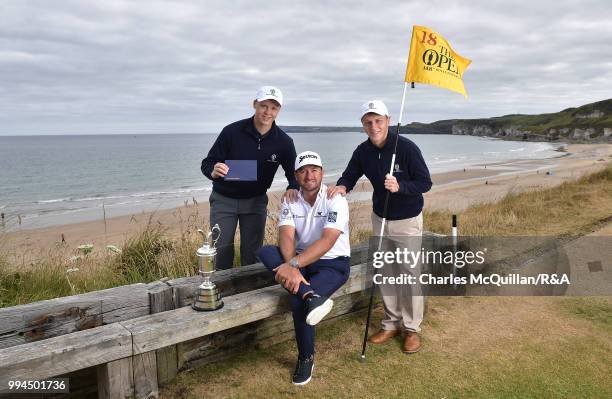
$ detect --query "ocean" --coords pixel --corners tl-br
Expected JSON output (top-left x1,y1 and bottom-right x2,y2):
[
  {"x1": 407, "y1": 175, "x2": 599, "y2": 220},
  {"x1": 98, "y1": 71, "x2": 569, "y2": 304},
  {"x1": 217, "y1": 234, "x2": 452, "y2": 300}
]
[{"x1": 0, "y1": 132, "x2": 563, "y2": 230}]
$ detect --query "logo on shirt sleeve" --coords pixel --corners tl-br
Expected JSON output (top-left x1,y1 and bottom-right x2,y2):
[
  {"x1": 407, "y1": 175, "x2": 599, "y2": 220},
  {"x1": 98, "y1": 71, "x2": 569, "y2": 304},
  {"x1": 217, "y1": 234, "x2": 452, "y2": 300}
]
[
  {"x1": 280, "y1": 208, "x2": 291, "y2": 220},
  {"x1": 327, "y1": 211, "x2": 337, "y2": 223}
]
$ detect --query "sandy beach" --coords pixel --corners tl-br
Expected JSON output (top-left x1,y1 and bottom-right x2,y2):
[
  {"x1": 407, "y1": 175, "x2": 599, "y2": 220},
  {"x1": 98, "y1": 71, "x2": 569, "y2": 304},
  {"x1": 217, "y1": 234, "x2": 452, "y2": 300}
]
[{"x1": 3, "y1": 143, "x2": 611, "y2": 255}]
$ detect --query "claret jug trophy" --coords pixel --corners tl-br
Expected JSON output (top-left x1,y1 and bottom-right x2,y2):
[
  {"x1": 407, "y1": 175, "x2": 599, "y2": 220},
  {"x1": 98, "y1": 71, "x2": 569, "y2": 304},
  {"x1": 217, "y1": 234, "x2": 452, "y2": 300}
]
[{"x1": 192, "y1": 224, "x2": 224, "y2": 311}]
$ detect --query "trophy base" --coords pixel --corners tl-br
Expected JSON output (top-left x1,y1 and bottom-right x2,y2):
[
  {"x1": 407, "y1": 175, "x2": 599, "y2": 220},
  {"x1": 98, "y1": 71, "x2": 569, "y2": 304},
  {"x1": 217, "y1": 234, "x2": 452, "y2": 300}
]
[
  {"x1": 192, "y1": 287, "x2": 224, "y2": 311},
  {"x1": 192, "y1": 301, "x2": 224, "y2": 311}
]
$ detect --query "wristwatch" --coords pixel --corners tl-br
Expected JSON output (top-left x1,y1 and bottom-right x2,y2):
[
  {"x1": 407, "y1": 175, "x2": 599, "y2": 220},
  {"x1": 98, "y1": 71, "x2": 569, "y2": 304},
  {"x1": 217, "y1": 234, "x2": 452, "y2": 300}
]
[{"x1": 289, "y1": 257, "x2": 300, "y2": 269}]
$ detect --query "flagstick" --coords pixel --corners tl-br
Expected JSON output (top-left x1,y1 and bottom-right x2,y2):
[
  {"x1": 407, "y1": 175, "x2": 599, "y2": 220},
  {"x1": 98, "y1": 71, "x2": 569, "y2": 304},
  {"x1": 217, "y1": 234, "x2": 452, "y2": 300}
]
[
  {"x1": 360, "y1": 81, "x2": 410, "y2": 361},
  {"x1": 398, "y1": 82, "x2": 409, "y2": 126},
  {"x1": 377, "y1": 81, "x2": 408, "y2": 241}
]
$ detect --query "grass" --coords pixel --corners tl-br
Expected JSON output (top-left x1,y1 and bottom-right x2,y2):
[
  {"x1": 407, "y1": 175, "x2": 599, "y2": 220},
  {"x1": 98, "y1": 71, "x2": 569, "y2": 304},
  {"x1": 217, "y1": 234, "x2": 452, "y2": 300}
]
[
  {"x1": 0, "y1": 224, "x2": 201, "y2": 306},
  {"x1": 0, "y1": 210, "x2": 203, "y2": 307},
  {"x1": 561, "y1": 297, "x2": 612, "y2": 332},
  {"x1": 424, "y1": 165, "x2": 612, "y2": 236},
  {"x1": 160, "y1": 297, "x2": 612, "y2": 398}
]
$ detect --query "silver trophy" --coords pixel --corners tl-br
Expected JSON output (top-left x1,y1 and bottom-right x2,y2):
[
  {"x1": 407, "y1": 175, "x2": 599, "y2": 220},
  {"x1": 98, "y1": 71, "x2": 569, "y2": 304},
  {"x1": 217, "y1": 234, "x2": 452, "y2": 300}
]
[{"x1": 192, "y1": 224, "x2": 224, "y2": 311}]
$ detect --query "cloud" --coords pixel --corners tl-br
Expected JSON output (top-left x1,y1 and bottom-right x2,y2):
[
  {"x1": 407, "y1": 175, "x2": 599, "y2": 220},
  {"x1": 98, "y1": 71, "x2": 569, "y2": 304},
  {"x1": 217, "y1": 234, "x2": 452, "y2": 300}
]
[{"x1": 0, "y1": 0, "x2": 611, "y2": 134}]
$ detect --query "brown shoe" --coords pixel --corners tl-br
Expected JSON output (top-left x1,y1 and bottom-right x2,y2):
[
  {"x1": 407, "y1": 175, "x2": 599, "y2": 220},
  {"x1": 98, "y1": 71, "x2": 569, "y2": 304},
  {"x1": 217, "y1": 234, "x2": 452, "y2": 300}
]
[
  {"x1": 402, "y1": 331, "x2": 422, "y2": 353},
  {"x1": 368, "y1": 329, "x2": 401, "y2": 344}
]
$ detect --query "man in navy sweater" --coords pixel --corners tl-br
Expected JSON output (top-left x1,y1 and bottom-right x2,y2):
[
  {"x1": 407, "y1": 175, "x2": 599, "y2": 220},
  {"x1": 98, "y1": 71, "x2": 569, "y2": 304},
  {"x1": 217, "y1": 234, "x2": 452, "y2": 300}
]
[
  {"x1": 328, "y1": 100, "x2": 432, "y2": 353},
  {"x1": 201, "y1": 86, "x2": 299, "y2": 269}
]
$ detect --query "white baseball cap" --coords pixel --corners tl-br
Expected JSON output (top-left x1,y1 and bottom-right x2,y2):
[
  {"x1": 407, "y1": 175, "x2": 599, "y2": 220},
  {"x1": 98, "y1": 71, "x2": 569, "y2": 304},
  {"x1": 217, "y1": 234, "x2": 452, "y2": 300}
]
[
  {"x1": 361, "y1": 100, "x2": 389, "y2": 118},
  {"x1": 255, "y1": 86, "x2": 283, "y2": 106},
  {"x1": 295, "y1": 151, "x2": 323, "y2": 171}
]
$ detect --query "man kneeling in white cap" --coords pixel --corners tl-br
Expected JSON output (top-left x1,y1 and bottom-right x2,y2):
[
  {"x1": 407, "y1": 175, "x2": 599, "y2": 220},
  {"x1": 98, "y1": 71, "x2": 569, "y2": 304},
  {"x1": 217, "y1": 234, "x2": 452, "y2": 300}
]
[{"x1": 257, "y1": 151, "x2": 351, "y2": 385}]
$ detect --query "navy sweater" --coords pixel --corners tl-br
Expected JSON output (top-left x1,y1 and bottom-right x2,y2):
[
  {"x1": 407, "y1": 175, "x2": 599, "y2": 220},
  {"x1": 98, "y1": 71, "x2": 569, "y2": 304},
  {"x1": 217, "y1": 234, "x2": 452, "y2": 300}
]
[
  {"x1": 337, "y1": 133, "x2": 432, "y2": 220},
  {"x1": 201, "y1": 117, "x2": 299, "y2": 199}
]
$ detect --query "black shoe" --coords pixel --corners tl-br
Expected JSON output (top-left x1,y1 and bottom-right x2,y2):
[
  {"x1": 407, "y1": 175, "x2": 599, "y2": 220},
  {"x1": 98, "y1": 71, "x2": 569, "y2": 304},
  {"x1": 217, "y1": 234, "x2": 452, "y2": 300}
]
[
  {"x1": 305, "y1": 294, "x2": 333, "y2": 326},
  {"x1": 292, "y1": 355, "x2": 314, "y2": 385}
]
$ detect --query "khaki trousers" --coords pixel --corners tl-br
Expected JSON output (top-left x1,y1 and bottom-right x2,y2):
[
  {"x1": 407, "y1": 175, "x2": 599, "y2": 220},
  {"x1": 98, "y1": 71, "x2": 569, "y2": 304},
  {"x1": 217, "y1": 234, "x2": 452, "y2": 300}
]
[{"x1": 372, "y1": 212, "x2": 424, "y2": 332}]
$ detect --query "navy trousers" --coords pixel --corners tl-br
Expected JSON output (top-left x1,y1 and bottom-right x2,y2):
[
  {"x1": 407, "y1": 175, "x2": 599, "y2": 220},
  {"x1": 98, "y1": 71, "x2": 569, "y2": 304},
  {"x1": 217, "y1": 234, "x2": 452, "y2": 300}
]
[{"x1": 257, "y1": 245, "x2": 350, "y2": 358}]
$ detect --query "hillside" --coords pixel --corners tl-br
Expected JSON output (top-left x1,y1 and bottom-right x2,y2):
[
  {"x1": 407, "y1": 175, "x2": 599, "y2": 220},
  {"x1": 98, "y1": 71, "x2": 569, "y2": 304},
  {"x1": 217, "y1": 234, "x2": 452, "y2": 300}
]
[
  {"x1": 279, "y1": 99, "x2": 612, "y2": 142},
  {"x1": 400, "y1": 98, "x2": 612, "y2": 141}
]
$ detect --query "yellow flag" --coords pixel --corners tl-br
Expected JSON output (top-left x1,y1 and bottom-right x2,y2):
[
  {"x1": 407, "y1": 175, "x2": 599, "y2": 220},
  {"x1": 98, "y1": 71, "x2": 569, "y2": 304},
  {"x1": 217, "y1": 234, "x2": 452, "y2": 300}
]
[{"x1": 405, "y1": 25, "x2": 471, "y2": 97}]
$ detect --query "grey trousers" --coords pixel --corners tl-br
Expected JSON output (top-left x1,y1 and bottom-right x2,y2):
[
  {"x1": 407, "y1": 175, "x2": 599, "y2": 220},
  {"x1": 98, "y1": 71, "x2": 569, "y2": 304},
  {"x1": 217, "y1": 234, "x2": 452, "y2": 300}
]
[{"x1": 209, "y1": 190, "x2": 268, "y2": 270}]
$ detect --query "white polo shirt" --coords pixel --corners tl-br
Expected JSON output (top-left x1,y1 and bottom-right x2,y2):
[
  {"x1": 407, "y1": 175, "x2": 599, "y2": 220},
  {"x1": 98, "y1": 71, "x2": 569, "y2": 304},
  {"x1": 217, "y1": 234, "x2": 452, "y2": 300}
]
[{"x1": 278, "y1": 184, "x2": 350, "y2": 259}]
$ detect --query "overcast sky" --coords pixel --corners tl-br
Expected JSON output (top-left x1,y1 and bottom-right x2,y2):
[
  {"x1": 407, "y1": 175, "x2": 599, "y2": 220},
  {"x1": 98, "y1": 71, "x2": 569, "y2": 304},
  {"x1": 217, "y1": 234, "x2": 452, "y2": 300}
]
[{"x1": 1, "y1": 0, "x2": 611, "y2": 135}]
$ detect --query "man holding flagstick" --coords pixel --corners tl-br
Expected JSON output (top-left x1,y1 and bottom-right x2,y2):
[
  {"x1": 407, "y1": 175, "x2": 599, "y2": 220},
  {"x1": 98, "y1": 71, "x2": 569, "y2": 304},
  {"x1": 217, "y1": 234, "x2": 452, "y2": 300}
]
[
  {"x1": 328, "y1": 25, "x2": 470, "y2": 356},
  {"x1": 328, "y1": 100, "x2": 432, "y2": 353}
]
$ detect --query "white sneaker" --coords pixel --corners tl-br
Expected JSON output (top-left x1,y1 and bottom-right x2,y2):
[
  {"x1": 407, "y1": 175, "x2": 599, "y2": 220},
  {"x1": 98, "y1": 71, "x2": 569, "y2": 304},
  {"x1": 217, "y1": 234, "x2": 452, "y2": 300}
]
[{"x1": 305, "y1": 295, "x2": 333, "y2": 326}]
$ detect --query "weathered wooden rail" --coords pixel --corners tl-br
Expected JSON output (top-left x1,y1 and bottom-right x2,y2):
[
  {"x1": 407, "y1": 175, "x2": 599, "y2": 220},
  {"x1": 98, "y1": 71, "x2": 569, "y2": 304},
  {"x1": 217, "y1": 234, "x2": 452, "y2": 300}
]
[
  {"x1": 0, "y1": 265, "x2": 369, "y2": 398},
  {"x1": 0, "y1": 244, "x2": 370, "y2": 349},
  {"x1": 0, "y1": 245, "x2": 371, "y2": 398}
]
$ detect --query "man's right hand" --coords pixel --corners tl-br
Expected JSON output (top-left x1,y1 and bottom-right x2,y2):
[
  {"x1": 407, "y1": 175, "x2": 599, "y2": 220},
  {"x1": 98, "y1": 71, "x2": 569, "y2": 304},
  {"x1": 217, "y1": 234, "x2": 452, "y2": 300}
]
[
  {"x1": 327, "y1": 185, "x2": 347, "y2": 199},
  {"x1": 273, "y1": 263, "x2": 310, "y2": 294},
  {"x1": 211, "y1": 162, "x2": 229, "y2": 179}
]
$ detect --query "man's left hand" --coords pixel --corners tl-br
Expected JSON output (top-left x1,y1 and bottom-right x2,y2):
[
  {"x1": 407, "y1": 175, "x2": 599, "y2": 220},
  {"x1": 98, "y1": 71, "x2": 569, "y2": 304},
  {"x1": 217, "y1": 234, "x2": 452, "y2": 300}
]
[
  {"x1": 273, "y1": 263, "x2": 309, "y2": 294},
  {"x1": 282, "y1": 189, "x2": 299, "y2": 203},
  {"x1": 384, "y1": 174, "x2": 400, "y2": 193}
]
